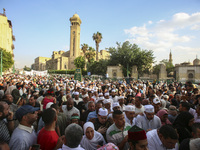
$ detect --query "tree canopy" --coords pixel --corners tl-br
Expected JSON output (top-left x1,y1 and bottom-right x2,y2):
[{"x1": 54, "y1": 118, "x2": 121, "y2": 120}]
[
  {"x1": 92, "y1": 32, "x2": 102, "y2": 61},
  {"x1": 74, "y1": 56, "x2": 85, "y2": 70},
  {"x1": 0, "y1": 48, "x2": 14, "y2": 72},
  {"x1": 108, "y1": 41, "x2": 154, "y2": 77}
]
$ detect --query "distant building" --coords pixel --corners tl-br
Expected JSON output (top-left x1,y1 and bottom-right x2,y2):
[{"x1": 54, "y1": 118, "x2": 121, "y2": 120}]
[
  {"x1": 32, "y1": 14, "x2": 110, "y2": 71},
  {"x1": 169, "y1": 49, "x2": 173, "y2": 64},
  {"x1": 174, "y1": 57, "x2": 200, "y2": 83},
  {"x1": 0, "y1": 9, "x2": 15, "y2": 57}
]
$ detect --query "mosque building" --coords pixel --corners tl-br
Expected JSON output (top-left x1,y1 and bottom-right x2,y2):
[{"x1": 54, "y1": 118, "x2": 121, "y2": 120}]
[
  {"x1": 32, "y1": 14, "x2": 110, "y2": 71},
  {"x1": 0, "y1": 9, "x2": 15, "y2": 57}
]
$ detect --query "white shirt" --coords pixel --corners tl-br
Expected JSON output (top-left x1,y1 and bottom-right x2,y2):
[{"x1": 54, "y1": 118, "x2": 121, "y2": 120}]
[
  {"x1": 125, "y1": 114, "x2": 136, "y2": 126},
  {"x1": 136, "y1": 113, "x2": 161, "y2": 131},
  {"x1": 62, "y1": 105, "x2": 80, "y2": 121},
  {"x1": 58, "y1": 144, "x2": 85, "y2": 150},
  {"x1": 146, "y1": 129, "x2": 178, "y2": 150}
]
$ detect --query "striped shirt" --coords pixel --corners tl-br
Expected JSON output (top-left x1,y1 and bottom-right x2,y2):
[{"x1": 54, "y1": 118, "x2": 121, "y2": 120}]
[
  {"x1": 0, "y1": 119, "x2": 10, "y2": 143},
  {"x1": 106, "y1": 123, "x2": 131, "y2": 150}
]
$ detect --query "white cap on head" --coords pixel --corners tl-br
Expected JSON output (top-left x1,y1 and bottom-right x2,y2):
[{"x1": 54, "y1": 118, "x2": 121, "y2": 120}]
[
  {"x1": 153, "y1": 98, "x2": 161, "y2": 104},
  {"x1": 128, "y1": 89, "x2": 133, "y2": 92},
  {"x1": 118, "y1": 96, "x2": 124, "y2": 100},
  {"x1": 74, "y1": 92, "x2": 79, "y2": 96},
  {"x1": 103, "y1": 99, "x2": 111, "y2": 104},
  {"x1": 112, "y1": 89, "x2": 116, "y2": 93},
  {"x1": 163, "y1": 95, "x2": 169, "y2": 99},
  {"x1": 82, "y1": 94, "x2": 89, "y2": 99},
  {"x1": 105, "y1": 93, "x2": 109, "y2": 96},
  {"x1": 113, "y1": 102, "x2": 120, "y2": 108},
  {"x1": 144, "y1": 105, "x2": 154, "y2": 113},
  {"x1": 125, "y1": 105, "x2": 135, "y2": 112},
  {"x1": 98, "y1": 108, "x2": 108, "y2": 116},
  {"x1": 99, "y1": 93, "x2": 103, "y2": 96},
  {"x1": 46, "y1": 102, "x2": 54, "y2": 109},
  {"x1": 98, "y1": 96, "x2": 105, "y2": 101}
]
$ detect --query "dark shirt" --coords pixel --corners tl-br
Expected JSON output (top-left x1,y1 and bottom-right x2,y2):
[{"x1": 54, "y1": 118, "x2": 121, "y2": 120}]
[{"x1": 0, "y1": 120, "x2": 10, "y2": 144}]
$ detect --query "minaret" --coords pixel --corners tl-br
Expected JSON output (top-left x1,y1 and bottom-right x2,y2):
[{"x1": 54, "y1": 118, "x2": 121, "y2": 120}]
[
  {"x1": 69, "y1": 14, "x2": 82, "y2": 69},
  {"x1": 169, "y1": 49, "x2": 173, "y2": 64}
]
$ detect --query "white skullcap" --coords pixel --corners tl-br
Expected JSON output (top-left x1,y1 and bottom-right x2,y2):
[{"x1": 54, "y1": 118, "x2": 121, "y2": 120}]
[
  {"x1": 46, "y1": 102, "x2": 54, "y2": 109},
  {"x1": 103, "y1": 99, "x2": 111, "y2": 104},
  {"x1": 144, "y1": 105, "x2": 154, "y2": 113},
  {"x1": 112, "y1": 89, "x2": 116, "y2": 93},
  {"x1": 125, "y1": 105, "x2": 135, "y2": 112},
  {"x1": 98, "y1": 108, "x2": 108, "y2": 116},
  {"x1": 98, "y1": 96, "x2": 105, "y2": 101},
  {"x1": 113, "y1": 102, "x2": 120, "y2": 108},
  {"x1": 99, "y1": 93, "x2": 103, "y2": 96},
  {"x1": 74, "y1": 92, "x2": 79, "y2": 96},
  {"x1": 118, "y1": 96, "x2": 124, "y2": 100},
  {"x1": 105, "y1": 93, "x2": 109, "y2": 96},
  {"x1": 82, "y1": 94, "x2": 89, "y2": 99},
  {"x1": 94, "y1": 89, "x2": 98, "y2": 92},
  {"x1": 128, "y1": 89, "x2": 133, "y2": 92},
  {"x1": 153, "y1": 97, "x2": 161, "y2": 104},
  {"x1": 163, "y1": 95, "x2": 169, "y2": 99}
]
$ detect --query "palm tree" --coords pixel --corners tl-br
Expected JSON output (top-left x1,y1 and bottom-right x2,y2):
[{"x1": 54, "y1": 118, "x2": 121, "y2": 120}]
[
  {"x1": 92, "y1": 32, "x2": 102, "y2": 61},
  {"x1": 81, "y1": 43, "x2": 89, "y2": 57},
  {"x1": 85, "y1": 47, "x2": 95, "y2": 63}
]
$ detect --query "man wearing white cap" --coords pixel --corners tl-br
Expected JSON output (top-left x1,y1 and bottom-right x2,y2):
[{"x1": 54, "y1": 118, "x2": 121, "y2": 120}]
[
  {"x1": 94, "y1": 108, "x2": 112, "y2": 139},
  {"x1": 112, "y1": 102, "x2": 121, "y2": 111},
  {"x1": 103, "y1": 99, "x2": 112, "y2": 114},
  {"x1": 104, "y1": 92, "x2": 110, "y2": 99},
  {"x1": 118, "y1": 96, "x2": 125, "y2": 112},
  {"x1": 136, "y1": 105, "x2": 161, "y2": 132},
  {"x1": 111, "y1": 89, "x2": 118, "y2": 103},
  {"x1": 124, "y1": 105, "x2": 136, "y2": 126},
  {"x1": 152, "y1": 97, "x2": 161, "y2": 114},
  {"x1": 73, "y1": 92, "x2": 83, "y2": 109}
]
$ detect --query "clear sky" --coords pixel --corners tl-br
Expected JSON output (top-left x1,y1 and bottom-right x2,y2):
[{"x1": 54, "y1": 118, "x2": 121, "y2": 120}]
[{"x1": 1, "y1": 0, "x2": 200, "y2": 69}]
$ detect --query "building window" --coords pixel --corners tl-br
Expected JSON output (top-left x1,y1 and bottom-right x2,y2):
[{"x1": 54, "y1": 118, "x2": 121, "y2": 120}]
[{"x1": 188, "y1": 73, "x2": 194, "y2": 79}]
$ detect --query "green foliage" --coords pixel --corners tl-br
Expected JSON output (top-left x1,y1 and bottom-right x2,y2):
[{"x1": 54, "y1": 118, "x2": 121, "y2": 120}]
[
  {"x1": 24, "y1": 65, "x2": 31, "y2": 71},
  {"x1": 153, "y1": 64, "x2": 160, "y2": 78},
  {"x1": 108, "y1": 41, "x2": 154, "y2": 77},
  {"x1": 160, "y1": 59, "x2": 175, "y2": 74},
  {"x1": 87, "y1": 59, "x2": 109, "y2": 75},
  {"x1": 85, "y1": 47, "x2": 95, "y2": 63},
  {"x1": 0, "y1": 48, "x2": 14, "y2": 71},
  {"x1": 74, "y1": 56, "x2": 85, "y2": 70},
  {"x1": 92, "y1": 32, "x2": 102, "y2": 61}
]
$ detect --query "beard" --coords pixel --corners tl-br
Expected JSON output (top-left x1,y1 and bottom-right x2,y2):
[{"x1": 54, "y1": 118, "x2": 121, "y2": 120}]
[{"x1": 0, "y1": 112, "x2": 9, "y2": 120}]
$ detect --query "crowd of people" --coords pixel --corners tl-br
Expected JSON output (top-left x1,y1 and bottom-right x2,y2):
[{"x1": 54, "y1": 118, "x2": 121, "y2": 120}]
[{"x1": 0, "y1": 74, "x2": 200, "y2": 150}]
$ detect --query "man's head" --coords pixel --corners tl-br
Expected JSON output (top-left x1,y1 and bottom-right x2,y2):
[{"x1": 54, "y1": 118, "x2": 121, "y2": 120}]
[
  {"x1": 112, "y1": 102, "x2": 121, "y2": 111},
  {"x1": 2, "y1": 94, "x2": 13, "y2": 104},
  {"x1": 158, "y1": 125, "x2": 178, "y2": 149},
  {"x1": 64, "y1": 123, "x2": 83, "y2": 148},
  {"x1": 135, "y1": 97, "x2": 142, "y2": 108},
  {"x1": 67, "y1": 98, "x2": 74, "y2": 110},
  {"x1": 152, "y1": 98, "x2": 161, "y2": 113},
  {"x1": 144, "y1": 105, "x2": 155, "y2": 120},
  {"x1": 82, "y1": 94, "x2": 89, "y2": 104},
  {"x1": 192, "y1": 123, "x2": 200, "y2": 138},
  {"x1": 0, "y1": 101, "x2": 10, "y2": 120},
  {"x1": 88, "y1": 101, "x2": 95, "y2": 112},
  {"x1": 128, "y1": 125, "x2": 148, "y2": 150},
  {"x1": 118, "y1": 96, "x2": 124, "y2": 105},
  {"x1": 113, "y1": 110, "x2": 125, "y2": 129},
  {"x1": 97, "y1": 108, "x2": 108, "y2": 124},
  {"x1": 179, "y1": 102, "x2": 190, "y2": 112},
  {"x1": 74, "y1": 92, "x2": 79, "y2": 100},
  {"x1": 28, "y1": 95, "x2": 37, "y2": 106},
  {"x1": 15, "y1": 105, "x2": 39, "y2": 125},
  {"x1": 95, "y1": 101, "x2": 103, "y2": 114},
  {"x1": 125, "y1": 105, "x2": 135, "y2": 121},
  {"x1": 42, "y1": 108, "x2": 57, "y2": 126},
  {"x1": 103, "y1": 99, "x2": 111, "y2": 110}
]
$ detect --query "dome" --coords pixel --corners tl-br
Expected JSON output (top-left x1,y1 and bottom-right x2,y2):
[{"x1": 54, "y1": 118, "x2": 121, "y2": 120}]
[
  {"x1": 193, "y1": 58, "x2": 200, "y2": 65},
  {"x1": 72, "y1": 14, "x2": 80, "y2": 19}
]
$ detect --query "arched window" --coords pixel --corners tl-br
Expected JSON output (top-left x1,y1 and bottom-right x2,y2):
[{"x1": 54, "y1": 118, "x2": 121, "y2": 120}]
[{"x1": 188, "y1": 73, "x2": 193, "y2": 79}]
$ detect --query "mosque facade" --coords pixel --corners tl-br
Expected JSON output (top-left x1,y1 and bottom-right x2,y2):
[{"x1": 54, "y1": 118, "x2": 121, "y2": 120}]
[
  {"x1": 0, "y1": 9, "x2": 15, "y2": 57},
  {"x1": 32, "y1": 14, "x2": 110, "y2": 71}
]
